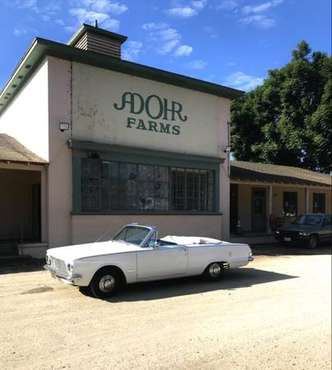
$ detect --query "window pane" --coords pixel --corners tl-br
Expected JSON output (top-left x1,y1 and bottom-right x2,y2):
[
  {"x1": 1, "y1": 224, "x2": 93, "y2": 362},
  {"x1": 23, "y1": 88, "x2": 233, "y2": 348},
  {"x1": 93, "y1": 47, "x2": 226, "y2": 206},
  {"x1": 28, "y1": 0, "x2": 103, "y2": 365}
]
[
  {"x1": 81, "y1": 158, "x2": 101, "y2": 211},
  {"x1": 313, "y1": 193, "x2": 325, "y2": 213},
  {"x1": 81, "y1": 157, "x2": 216, "y2": 213},
  {"x1": 283, "y1": 192, "x2": 298, "y2": 216}
]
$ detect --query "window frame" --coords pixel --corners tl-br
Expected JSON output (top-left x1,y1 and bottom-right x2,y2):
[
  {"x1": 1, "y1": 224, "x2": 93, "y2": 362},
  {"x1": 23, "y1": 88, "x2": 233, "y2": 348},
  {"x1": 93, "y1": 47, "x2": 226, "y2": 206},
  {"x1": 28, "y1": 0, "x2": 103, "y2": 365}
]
[
  {"x1": 72, "y1": 142, "x2": 222, "y2": 215},
  {"x1": 283, "y1": 191, "x2": 298, "y2": 217},
  {"x1": 312, "y1": 193, "x2": 326, "y2": 214}
]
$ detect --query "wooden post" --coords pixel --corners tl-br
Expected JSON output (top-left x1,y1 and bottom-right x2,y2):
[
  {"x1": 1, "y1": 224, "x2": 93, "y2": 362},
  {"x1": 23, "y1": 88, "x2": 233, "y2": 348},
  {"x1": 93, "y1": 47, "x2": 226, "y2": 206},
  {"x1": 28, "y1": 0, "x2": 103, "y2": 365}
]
[
  {"x1": 305, "y1": 187, "x2": 310, "y2": 214},
  {"x1": 268, "y1": 185, "x2": 273, "y2": 233}
]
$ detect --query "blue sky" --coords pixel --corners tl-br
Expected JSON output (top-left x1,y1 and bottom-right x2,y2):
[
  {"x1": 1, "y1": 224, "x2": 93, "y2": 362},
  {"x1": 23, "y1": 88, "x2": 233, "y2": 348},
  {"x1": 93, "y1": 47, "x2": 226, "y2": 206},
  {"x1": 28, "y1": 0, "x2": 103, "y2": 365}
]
[{"x1": 1, "y1": 0, "x2": 331, "y2": 91}]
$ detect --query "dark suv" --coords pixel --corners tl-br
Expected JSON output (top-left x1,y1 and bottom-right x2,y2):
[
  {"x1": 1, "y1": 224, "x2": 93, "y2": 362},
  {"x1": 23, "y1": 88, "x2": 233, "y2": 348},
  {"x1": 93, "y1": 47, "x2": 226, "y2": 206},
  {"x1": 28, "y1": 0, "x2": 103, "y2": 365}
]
[{"x1": 274, "y1": 214, "x2": 332, "y2": 248}]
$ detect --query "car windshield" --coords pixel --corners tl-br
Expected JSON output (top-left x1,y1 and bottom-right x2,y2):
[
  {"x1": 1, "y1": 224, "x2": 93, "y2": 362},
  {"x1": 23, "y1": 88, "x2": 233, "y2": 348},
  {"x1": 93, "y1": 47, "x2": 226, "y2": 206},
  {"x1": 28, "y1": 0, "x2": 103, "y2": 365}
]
[
  {"x1": 113, "y1": 226, "x2": 151, "y2": 245},
  {"x1": 293, "y1": 215, "x2": 323, "y2": 225}
]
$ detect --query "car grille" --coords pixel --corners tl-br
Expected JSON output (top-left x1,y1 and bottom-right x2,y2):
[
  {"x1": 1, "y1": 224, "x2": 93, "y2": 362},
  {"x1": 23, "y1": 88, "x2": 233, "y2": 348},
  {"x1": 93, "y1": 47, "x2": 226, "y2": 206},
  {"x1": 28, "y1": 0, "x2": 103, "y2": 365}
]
[
  {"x1": 281, "y1": 231, "x2": 300, "y2": 240},
  {"x1": 51, "y1": 257, "x2": 67, "y2": 275}
]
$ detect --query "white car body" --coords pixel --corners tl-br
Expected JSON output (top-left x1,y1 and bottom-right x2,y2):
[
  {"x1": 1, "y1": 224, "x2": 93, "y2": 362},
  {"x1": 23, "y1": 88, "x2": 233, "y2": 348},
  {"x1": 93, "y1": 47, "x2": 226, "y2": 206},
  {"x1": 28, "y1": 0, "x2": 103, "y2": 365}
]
[{"x1": 45, "y1": 224, "x2": 253, "y2": 289}]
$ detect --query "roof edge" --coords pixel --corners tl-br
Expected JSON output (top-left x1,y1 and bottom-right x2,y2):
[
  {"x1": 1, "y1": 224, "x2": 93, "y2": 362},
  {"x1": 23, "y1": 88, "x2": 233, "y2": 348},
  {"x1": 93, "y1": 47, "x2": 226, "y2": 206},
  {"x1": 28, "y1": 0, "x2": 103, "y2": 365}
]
[{"x1": 0, "y1": 36, "x2": 243, "y2": 116}]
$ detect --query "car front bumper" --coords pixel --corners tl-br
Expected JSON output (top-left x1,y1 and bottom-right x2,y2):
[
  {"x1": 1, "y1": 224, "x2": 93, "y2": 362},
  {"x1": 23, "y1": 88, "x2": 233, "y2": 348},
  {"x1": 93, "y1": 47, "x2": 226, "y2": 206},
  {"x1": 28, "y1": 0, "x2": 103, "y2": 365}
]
[
  {"x1": 274, "y1": 233, "x2": 310, "y2": 243},
  {"x1": 44, "y1": 264, "x2": 82, "y2": 285}
]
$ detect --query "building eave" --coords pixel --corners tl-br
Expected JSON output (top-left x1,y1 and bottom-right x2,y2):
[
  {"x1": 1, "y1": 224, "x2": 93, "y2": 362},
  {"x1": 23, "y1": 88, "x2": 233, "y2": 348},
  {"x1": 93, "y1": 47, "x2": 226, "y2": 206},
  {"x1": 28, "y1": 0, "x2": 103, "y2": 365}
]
[{"x1": 0, "y1": 37, "x2": 244, "y2": 116}]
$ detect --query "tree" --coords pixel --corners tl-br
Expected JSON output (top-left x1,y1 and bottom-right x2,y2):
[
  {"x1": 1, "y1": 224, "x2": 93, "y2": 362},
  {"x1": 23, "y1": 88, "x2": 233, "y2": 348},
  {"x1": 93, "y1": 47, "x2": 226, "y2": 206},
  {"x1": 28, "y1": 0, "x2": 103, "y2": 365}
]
[{"x1": 230, "y1": 41, "x2": 332, "y2": 173}]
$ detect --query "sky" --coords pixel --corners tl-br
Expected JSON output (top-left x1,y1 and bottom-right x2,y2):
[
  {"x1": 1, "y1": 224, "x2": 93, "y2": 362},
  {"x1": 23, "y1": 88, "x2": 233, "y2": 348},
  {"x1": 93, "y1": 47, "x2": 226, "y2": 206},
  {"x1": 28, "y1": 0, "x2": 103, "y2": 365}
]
[{"x1": 0, "y1": 0, "x2": 331, "y2": 92}]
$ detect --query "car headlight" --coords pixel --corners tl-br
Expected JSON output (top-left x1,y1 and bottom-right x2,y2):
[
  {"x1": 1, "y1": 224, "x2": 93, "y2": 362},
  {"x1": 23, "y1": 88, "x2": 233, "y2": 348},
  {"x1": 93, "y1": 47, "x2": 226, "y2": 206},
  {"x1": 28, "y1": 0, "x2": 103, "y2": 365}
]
[
  {"x1": 46, "y1": 255, "x2": 51, "y2": 265},
  {"x1": 299, "y1": 232, "x2": 309, "y2": 236},
  {"x1": 275, "y1": 230, "x2": 280, "y2": 234}
]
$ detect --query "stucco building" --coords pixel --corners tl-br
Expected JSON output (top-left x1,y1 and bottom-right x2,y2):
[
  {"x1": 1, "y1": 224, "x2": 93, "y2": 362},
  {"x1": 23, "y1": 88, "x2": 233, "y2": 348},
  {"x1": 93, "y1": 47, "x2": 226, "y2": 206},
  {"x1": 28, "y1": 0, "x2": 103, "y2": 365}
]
[
  {"x1": 230, "y1": 161, "x2": 332, "y2": 234},
  {"x1": 0, "y1": 24, "x2": 241, "y2": 256}
]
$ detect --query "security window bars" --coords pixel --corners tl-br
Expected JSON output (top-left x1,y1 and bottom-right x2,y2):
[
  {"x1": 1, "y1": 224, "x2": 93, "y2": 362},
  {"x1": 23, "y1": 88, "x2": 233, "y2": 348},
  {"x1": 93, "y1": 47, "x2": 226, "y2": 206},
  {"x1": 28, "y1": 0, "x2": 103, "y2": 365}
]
[{"x1": 81, "y1": 158, "x2": 215, "y2": 212}]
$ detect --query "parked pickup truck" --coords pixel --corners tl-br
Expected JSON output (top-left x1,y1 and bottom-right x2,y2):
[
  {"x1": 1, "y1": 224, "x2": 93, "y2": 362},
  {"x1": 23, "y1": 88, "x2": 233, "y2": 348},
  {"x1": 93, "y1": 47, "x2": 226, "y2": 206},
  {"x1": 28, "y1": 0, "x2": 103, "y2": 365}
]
[{"x1": 45, "y1": 224, "x2": 253, "y2": 298}]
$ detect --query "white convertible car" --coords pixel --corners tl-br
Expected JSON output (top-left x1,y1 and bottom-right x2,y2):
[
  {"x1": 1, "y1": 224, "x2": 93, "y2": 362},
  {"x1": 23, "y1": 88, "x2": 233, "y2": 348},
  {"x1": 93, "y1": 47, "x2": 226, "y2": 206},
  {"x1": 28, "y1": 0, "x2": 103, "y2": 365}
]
[{"x1": 45, "y1": 224, "x2": 253, "y2": 298}]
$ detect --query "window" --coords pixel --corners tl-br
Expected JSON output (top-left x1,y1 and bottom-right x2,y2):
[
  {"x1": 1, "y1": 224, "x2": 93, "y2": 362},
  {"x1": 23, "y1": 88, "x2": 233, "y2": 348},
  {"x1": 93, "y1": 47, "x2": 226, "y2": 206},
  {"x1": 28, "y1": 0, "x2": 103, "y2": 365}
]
[
  {"x1": 171, "y1": 168, "x2": 214, "y2": 211},
  {"x1": 313, "y1": 193, "x2": 325, "y2": 213},
  {"x1": 81, "y1": 158, "x2": 216, "y2": 212},
  {"x1": 283, "y1": 192, "x2": 298, "y2": 217}
]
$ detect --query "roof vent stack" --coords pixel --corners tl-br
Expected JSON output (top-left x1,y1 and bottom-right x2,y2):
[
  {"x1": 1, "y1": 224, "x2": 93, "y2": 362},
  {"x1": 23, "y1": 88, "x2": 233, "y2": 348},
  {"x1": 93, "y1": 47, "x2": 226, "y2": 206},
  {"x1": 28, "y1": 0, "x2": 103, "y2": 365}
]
[{"x1": 68, "y1": 23, "x2": 127, "y2": 59}]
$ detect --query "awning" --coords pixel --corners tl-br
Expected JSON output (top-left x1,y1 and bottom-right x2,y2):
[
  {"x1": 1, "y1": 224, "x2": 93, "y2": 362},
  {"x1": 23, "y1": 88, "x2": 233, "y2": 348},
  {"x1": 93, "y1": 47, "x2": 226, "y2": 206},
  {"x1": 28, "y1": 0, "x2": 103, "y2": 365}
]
[
  {"x1": 0, "y1": 134, "x2": 48, "y2": 165},
  {"x1": 231, "y1": 160, "x2": 331, "y2": 187}
]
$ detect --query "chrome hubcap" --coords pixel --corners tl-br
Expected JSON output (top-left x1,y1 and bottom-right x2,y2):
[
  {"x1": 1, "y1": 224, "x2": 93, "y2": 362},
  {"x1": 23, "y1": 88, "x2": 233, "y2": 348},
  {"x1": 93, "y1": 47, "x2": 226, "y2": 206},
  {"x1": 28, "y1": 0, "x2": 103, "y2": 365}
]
[
  {"x1": 209, "y1": 263, "x2": 221, "y2": 277},
  {"x1": 99, "y1": 275, "x2": 116, "y2": 293}
]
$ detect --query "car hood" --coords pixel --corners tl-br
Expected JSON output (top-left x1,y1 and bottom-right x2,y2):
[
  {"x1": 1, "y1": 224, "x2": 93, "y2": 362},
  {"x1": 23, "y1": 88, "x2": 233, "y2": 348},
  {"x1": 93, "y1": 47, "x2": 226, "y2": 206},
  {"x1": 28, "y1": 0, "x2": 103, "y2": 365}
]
[
  {"x1": 279, "y1": 224, "x2": 319, "y2": 233},
  {"x1": 47, "y1": 240, "x2": 142, "y2": 262}
]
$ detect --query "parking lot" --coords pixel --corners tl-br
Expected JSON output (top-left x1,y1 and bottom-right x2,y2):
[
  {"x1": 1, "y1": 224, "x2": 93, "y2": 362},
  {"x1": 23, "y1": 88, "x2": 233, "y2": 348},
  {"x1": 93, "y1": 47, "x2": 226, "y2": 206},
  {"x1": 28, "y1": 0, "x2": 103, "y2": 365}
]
[{"x1": 0, "y1": 245, "x2": 331, "y2": 370}]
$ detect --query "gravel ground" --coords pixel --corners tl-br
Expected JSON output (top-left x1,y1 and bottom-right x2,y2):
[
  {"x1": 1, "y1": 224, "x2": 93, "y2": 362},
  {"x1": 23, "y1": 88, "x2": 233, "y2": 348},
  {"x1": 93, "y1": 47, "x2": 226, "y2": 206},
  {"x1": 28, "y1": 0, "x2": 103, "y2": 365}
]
[{"x1": 0, "y1": 247, "x2": 331, "y2": 370}]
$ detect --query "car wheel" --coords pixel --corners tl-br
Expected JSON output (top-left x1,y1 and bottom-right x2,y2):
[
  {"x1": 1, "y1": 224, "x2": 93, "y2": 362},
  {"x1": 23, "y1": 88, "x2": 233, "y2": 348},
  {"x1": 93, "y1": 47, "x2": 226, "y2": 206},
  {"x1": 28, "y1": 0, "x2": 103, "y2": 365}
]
[
  {"x1": 89, "y1": 268, "x2": 122, "y2": 298},
  {"x1": 308, "y1": 235, "x2": 318, "y2": 249},
  {"x1": 204, "y1": 262, "x2": 223, "y2": 281}
]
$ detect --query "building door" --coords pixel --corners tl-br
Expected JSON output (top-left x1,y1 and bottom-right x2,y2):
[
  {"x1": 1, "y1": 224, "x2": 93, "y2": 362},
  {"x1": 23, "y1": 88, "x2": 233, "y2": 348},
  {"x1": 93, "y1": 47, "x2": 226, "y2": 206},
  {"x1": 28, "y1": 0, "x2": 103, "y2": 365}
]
[
  {"x1": 252, "y1": 188, "x2": 267, "y2": 232},
  {"x1": 230, "y1": 184, "x2": 238, "y2": 233},
  {"x1": 32, "y1": 184, "x2": 41, "y2": 242}
]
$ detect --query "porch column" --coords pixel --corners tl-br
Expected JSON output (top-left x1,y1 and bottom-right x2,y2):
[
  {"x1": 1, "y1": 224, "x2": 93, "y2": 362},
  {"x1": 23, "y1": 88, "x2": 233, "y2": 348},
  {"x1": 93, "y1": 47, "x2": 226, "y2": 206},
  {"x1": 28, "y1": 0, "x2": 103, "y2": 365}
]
[
  {"x1": 41, "y1": 167, "x2": 48, "y2": 243},
  {"x1": 305, "y1": 187, "x2": 310, "y2": 213},
  {"x1": 267, "y1": 185, "x2": 273, "y2": 233}
]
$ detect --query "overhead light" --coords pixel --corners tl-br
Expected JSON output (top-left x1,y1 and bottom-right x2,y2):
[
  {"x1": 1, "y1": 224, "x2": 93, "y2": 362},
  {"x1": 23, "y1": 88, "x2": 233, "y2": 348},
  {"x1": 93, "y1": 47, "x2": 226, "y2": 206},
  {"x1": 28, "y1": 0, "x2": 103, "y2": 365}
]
[{"x1": 59, "y1": 121, "x2": 71, "y2": 132}]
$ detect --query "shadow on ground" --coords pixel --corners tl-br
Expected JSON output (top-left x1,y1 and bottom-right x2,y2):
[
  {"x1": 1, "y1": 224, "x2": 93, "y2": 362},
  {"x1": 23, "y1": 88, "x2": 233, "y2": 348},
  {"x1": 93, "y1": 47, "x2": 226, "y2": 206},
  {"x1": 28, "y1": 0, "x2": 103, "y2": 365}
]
[
  {"x1": 0, "y1": 257, "x2": 44, "y2": 275},
  {"x1": 102, "y1": 268, "x2": 298, "y2": 303},
  {"x1": 252, "y1": 243, "x2": 331, "y2": 256}
]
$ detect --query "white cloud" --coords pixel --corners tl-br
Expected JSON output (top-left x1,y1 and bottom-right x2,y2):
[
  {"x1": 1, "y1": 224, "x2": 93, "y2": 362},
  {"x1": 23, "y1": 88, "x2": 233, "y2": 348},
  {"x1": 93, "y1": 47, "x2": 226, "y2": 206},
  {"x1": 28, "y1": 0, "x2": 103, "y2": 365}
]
[
  {"x1": 63, "y1": 0, "x2": 128, "y2": 33},
  {"x1": 216, "y1": 0, "x2": 238, "y2": 11},
  {"x1": 76, "y1": 0, "x2": 128, "y2": 14},
  {"x1": 225, "y1": 71, "x2": 263, "y2": 91},
  {"x1": 160, "y1": 39, "x2": 181, "y2": 54},
  {"x1": 203, "y1": 25, "x2": 218, "y2": 38},
  {"x1": 174, "y1": 44, "x2": 193, "y2": 56},
  {"x1": 69, "y1": 8, "x2": 109, "y2": 23},
  {"x1": 167, "y1": 6, "x2": 198, "y2": 17},
  {"x1": 242, "y1": 0, "x2": 283, "y2": 15},
  {"x1": 142, "y1": 22, "x2": 192, "y2": 57},
  {"x1": 14, "y1": 0, "x2": 37, "y2": 9},
  {"x1": 240, "y1": 14, "x2": 275, "y2": 28},
  {"x1": 10, "y1": 0, "x2": 62, "y2": 21},
  {"x1": 13, "y1": 27, "x2": 28, "y2": 36},
  {"x1": 191, "y1": 0, "x2": 207, "y2": 10},
  {"x1": 186, "y1": 59, "x2": 207, "y2": 69},
  {"x1": 216, "y1": 0, "x2": 283, "y2": 28},
  {"x1": 167, "y1": 0, "x2": 207, "y2": 18},
  {"x1": 67, "y1": 0, "x2": 127, "y2": 32},
  {"x1": 122, "y1": 41, "x2": 143, "y2": 60},
  {"x1": 102, "y1": 18, "x2": 120, "y2": 30},
  {"x1": 142, "y1": 22, "x2": 169, "y2": 31}
]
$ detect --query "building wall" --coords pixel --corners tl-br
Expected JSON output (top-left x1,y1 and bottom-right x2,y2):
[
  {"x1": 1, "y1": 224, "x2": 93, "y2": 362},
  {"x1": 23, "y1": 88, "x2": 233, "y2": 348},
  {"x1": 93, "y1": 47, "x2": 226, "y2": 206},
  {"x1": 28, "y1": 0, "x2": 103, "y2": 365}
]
[
  {"x1": 47, "y1": 57, "x2": 73, "y2": 247},
  {"x1": 0, "y1": 60, "x2": 49, "y2": 160},
  {"x1": 271, "y1": 186, "x2": 306, "y2": 216},
  {"x1": 72, "y1": 215, "x2": 224, "y2": 244},
  {"x1": 71, "y1": 62, "x2": 229, "y2": 158},
  {"x1": 237, "y1": 184, "x2": 252, "y2": 231},
  {"x1": 309, "y1": 188, "x2": 332, "y2": 213},
  {"x1": 235, "y1": 183, "x2": 331, "y2": 233},
  {"x1": 69, "y1": 61, "x2": 231, "y2": 242}
]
